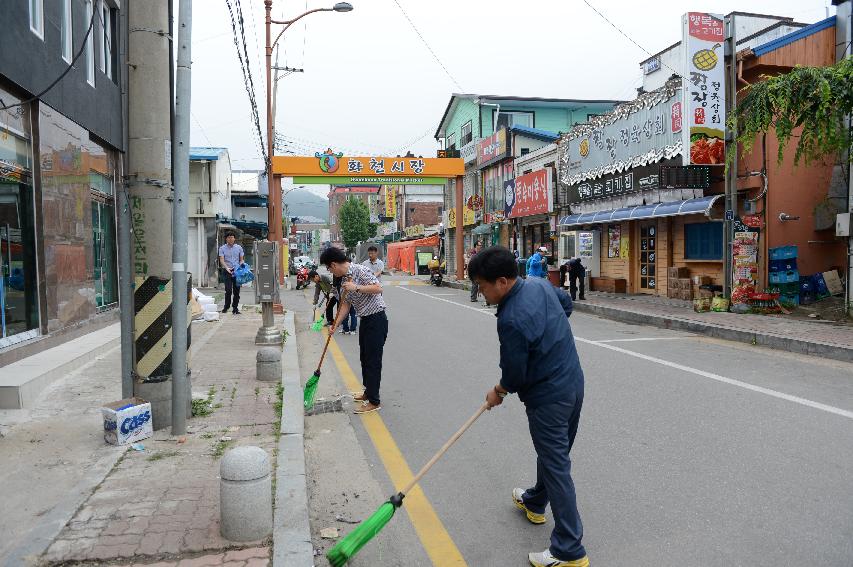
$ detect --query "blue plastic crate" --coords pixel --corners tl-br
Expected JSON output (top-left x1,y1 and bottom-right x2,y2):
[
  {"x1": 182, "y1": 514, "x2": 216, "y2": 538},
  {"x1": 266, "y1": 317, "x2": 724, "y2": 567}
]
[
  {"x1": 769, "y1": 258, "x2": 797, "y2": 272},
  {"x1": 779, "y1": 293, "x2": 799, "y2": 306},
  {"x1": 770, "y1": 282, "x2": 800, "y2": 296},
  {"x1": 799, "y1": 276, "x2": 814, "y2": 292},
  {"x1": 769, "y1": 245, "x2": 798, "y2": 261},
  {"x1": 800, "y1": 291, "x2": 816, "y2": 305},
  {"x1": 769, "y1": 270, "x2": 799, "y2": 284},
  {"x1": 811, "y1": 273, "x2": 830, "y2": 297}
]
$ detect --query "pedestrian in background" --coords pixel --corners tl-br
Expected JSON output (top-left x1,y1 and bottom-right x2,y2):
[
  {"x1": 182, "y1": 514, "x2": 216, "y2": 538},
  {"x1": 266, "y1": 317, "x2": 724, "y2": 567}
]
[
  {"x1": 332, "y1": 274, "x2": 357, "y2": 334},
  {"x1": 568, "y1": 258, "x2": 586, "y2": 301},
  {"x1": 526, "y1": 246, "x2": 549, "y2": 279},
  {"x1": 362, "y1": 245, "x2": 384, "y2": 280},
  {"x1": 471, "y1": 246, "x2": 588, "y2": 567},
  {"x1": 468, "y1": 240, "x2": 483, "y2": 302},
  {"x1": 321, "y1": 247, "x2": 387, "y2": 414},
  {"x1": 309, "y1": 270, "x2": 335, "y2": 325},
  {"x1": 218, "y1": 232, "x2": 244, "y2": 315}
]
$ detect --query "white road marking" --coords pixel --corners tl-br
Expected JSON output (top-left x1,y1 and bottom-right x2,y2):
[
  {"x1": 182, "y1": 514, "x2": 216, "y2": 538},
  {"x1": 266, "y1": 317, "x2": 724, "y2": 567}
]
[
  {"x1": 397, "y1": 285, "x2": 853, "y2": 421},
  {"x1": 597, "y1": 337, "x2": 694, "y2": 343}
]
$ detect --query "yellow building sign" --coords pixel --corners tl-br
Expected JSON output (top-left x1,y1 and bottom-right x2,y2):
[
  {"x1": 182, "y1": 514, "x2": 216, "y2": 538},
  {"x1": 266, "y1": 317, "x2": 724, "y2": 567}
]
[
  {"x1": 384, "y1": 185, "x2": 397, "y2": 219},
  {"x1": 447, "y1": 207, "x2": 476, "y2": 229}
]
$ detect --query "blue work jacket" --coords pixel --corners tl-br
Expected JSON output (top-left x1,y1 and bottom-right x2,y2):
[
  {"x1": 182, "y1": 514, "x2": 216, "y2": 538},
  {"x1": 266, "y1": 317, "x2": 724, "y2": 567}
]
[{"x1": 496, "y1": 278, "x2": 584, "y2": 408}]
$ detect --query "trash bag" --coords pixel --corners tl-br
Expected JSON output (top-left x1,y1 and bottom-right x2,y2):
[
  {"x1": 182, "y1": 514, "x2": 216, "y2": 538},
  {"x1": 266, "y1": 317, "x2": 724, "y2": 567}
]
[{"x1": 234, "y1": 262, "x2": 255, "y2": 286}]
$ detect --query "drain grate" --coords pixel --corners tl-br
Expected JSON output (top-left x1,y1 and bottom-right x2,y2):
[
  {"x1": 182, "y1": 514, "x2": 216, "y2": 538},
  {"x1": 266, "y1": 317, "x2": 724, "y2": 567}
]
[{"x1": 305, "y1": 398, "x2": 345, "y2": 416}]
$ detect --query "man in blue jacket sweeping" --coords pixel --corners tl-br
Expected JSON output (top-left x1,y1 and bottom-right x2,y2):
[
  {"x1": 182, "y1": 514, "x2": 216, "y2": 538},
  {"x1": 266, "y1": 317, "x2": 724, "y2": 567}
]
[{"x1": 471, "y1": 246, "x2": 588, "y2": 567}]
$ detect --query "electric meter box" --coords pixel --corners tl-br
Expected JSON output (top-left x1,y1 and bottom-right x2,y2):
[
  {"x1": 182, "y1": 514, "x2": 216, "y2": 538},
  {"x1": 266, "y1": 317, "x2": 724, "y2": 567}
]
[{"x1": 253, "y1": 240, "x2": 280, "y2": 303}]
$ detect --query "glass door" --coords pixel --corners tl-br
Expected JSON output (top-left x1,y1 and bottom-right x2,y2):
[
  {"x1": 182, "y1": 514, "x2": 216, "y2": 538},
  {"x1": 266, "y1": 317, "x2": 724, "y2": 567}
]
[
  {"x1": 0, "y1": 182, "x2": 38, "y2": 341},
  {"x1": 91, "y1": 199, "x2": 117, "y2": 308},
  {"x1": 639, "y1": 221, "x2": 657, "y2": 292}
]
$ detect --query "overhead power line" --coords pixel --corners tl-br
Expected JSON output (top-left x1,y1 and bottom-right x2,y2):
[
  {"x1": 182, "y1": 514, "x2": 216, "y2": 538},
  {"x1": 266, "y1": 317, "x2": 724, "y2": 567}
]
[
  {"x1": 392, "y1": 0, "x2": 464, "y2": 91},
  {"x1": 580, "y1": 0, "x2": 685, "y2": 81}
]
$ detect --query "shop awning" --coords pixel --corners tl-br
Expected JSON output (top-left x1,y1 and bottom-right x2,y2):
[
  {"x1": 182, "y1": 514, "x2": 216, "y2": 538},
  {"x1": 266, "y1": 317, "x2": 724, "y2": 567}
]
[
  {"x1": 558, "y1": 195, "x2": 724, "y2": 227},
  {"x1": 472, "y1": 224, "x2": 492, "y2": 235}
]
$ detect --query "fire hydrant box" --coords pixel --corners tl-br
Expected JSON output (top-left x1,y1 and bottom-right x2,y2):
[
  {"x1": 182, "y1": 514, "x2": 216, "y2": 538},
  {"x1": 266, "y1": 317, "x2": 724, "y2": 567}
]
[{"x1": 102, "y1": 397, "x2": 153, "y2": 446}]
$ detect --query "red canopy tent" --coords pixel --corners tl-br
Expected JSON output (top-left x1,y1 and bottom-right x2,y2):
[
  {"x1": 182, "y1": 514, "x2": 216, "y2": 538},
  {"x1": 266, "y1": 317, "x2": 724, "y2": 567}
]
[{"x1": 385, "y1": 234, "x2": 439, "y2": 275}]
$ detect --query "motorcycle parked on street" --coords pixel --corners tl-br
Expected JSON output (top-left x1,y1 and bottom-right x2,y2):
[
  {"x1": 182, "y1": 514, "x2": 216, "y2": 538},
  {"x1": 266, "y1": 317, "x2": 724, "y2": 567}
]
[{"x1": 295, "y1": 265, "x2": 312, "y2": 290}]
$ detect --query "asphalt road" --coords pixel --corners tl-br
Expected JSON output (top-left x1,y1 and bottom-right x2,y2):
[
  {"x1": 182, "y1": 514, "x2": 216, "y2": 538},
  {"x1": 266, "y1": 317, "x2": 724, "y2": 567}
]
[{"x1": 330, "y1": 277, "x2": 853, "y2": 567}]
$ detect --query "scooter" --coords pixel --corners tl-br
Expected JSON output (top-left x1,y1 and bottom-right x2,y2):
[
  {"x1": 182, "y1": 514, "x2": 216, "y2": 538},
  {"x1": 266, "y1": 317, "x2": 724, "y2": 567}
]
[
  {"x1": 429, "y1": 268, "x2": 443, "y2": 287},
  {"x1": 295, "y1": 265, "x2": 311, "y2": 290}
]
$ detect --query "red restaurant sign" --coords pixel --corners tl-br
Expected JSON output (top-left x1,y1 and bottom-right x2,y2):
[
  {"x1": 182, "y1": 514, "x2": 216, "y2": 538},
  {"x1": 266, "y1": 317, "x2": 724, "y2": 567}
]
[{"x1": 505, "y1": 169, "x2": 552, "y2": 219}]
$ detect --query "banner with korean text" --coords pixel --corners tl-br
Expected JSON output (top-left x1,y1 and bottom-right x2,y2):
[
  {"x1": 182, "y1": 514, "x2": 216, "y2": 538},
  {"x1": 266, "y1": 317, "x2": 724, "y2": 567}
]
[
  {"x1": 682, "y1": 12, "x2": 726, "y2": 165},
  {"x1": 505, "y1": 169, "x2": 552, "y2": 219}
]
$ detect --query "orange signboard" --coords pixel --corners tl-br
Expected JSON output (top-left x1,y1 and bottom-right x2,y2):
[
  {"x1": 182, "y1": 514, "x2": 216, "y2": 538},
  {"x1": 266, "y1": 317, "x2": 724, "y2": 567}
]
[{"x1": 273, "y1": 150, "x2": 464, "y2": 178}]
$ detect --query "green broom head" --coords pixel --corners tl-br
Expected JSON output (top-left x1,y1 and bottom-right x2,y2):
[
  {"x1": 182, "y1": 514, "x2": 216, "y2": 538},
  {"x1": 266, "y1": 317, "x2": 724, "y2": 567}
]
[
  {"x1": 303, "y1": 370, "x2": 320, "y2": 410},
  {"x1": 326, "y1": 496, "x2": 402, "y2": 566},
  {"x1": 311, "y1": 316, "x2": 324, "y2": 332}
]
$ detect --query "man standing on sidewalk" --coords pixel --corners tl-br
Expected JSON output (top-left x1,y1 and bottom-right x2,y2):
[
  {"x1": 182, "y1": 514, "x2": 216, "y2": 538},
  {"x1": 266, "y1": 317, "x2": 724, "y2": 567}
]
[
  {"x1": 309, "y1": 270, "x2": 335, "y2": 325},
  {"x1": 321, "y1": 247, "x2": 387, "y2": 414},
  {"x1": 218, "y1": 232, "x2": 244, "y2": 315},
  {"x1": 526, "y1": 246, "x2": 549, "y2": 279},
  {"x1": 362, "y1": 245, "x2": 384, "y2": 280},
  {"x1": 468, "y1": 240, "x2": 482, "y2": 302},
  {"x1": 472, "y1": 246, "x2": 589, "y2": 567}
]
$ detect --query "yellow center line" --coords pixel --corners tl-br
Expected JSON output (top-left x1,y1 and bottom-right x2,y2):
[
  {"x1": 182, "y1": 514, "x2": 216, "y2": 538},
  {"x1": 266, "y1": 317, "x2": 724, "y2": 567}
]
[{"x1": 327, "y1": 337, "x2": 468, "y2": 567}]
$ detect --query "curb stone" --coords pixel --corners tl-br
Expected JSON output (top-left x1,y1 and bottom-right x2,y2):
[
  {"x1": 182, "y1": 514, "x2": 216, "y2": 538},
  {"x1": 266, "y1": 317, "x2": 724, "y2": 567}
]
[
  {"x1": 273, "y1": 311, "x2": 313, "y2": 567},
  {"x1": 571, "y1": 301, "x2": 853, "y2": 363}
]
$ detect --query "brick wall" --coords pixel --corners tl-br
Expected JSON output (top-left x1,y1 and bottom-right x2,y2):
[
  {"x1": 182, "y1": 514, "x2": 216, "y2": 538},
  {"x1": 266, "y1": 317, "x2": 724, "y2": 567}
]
[{"x1": 405, "y1": 202, "x2": 442, "y2": 227}]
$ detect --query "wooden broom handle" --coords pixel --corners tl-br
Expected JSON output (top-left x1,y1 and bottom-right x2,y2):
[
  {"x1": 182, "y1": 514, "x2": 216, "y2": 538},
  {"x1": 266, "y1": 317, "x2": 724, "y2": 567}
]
[
  {"x1": 401, "y1": 402, "x2": 489, "y2": 497},
  {"x1": 315, "y1": 289, "x2": 348, "y2": 371}
]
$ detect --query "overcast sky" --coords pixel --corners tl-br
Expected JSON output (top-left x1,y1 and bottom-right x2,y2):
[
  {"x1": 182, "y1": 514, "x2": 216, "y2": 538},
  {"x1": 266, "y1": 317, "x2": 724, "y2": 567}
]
[{"x1": 188, "y1": 0, "x2": 833, "y2": 198}]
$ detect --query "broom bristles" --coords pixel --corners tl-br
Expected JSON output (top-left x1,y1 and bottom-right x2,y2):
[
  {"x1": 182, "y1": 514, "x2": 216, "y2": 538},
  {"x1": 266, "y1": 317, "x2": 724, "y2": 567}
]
[
  {"x1": 303, "y1": 372, "x2": 320, "y2": 410},
  {"x1": 311, "y1": 316, "x2": 324, "y2": 332},
  {"x1": 326, "y1": 502, "x2": 396, "y2": 566}
]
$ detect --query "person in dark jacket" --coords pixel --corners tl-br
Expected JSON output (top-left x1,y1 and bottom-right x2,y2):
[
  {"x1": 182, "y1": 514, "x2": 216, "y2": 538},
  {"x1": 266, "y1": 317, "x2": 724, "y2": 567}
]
[
  {"x1": 568, "y1": 258, "x2": 586, "y2": 301},
  {"x1": 471, "y1": 246, "x2": 588, "y2": 567},
  {"x1": 309, "y1": 270, "x2": 335, "y2": 325}
]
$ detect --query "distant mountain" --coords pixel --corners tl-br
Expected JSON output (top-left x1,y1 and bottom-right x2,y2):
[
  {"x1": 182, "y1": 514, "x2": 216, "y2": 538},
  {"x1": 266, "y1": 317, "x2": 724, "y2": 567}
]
[{"x1": 284, "y1": 188, "x2": 328, "y2": 222}]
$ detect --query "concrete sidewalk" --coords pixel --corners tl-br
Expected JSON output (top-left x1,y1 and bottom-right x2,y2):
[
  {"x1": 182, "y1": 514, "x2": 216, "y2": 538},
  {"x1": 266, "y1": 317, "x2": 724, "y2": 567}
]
[
  {"x1": 438, "y1": 277, "x2": 853, "y2": 362},
  {"x1": 0, "y1": 308, "x2": 299, "y2": 566}
]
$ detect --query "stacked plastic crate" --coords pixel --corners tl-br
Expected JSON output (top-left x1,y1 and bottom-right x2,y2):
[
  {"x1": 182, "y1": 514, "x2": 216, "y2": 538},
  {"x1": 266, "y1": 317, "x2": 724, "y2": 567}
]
[{"x1": 768, "y1": 245, "x2": 799, "y2": 305}]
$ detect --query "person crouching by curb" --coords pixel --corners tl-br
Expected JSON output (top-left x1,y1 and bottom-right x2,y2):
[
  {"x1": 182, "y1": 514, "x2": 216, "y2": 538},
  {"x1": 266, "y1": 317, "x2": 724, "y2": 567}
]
[
  {"x1": 320, "y1": 246, "x2": 387, "y2": 414},
  {"x1": 309, "y1": 270, "x2": 335, "y2": 325},
  {"x1": 472, "y1": 246, "x2": 589, "y2": 567}
]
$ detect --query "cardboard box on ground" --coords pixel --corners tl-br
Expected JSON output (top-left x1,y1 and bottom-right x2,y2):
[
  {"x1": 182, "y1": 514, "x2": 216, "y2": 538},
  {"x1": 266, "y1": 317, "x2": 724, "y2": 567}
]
[{"x1": 102, "y1": 397, "x2": 153, "y2": 446}]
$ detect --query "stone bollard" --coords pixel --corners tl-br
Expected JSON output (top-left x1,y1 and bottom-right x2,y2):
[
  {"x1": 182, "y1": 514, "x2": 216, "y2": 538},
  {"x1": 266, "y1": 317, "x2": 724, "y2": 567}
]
[
  {"x1": 220, "y1": 446, "x2": 273, "y2": 541},
  {"x1": 256, "y1": 347, "x2": 281, "y2": 382}
]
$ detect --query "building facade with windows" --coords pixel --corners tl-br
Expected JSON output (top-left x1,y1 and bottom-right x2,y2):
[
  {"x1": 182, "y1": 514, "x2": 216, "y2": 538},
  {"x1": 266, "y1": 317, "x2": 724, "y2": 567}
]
[
  {"x1": 434, "y1": 94, "x2": 621, "y2": 275},
  {"x1": 0, "y1": 0, "x2": 124, "y2": 354}
]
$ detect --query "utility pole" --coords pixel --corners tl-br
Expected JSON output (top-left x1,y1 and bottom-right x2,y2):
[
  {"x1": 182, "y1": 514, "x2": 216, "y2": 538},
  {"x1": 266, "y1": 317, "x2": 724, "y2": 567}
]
[
  {"x1": 724, "y1": 14, "x2": 738, "y2": 298},
  {"x1": 838, "y1": 1, "x2": 853, "y2": 315},
  {"x1": 118, "y1": 0, "x2": 133, "y2": 399},
  {"x1": 455, "y1": 175, "x2": 464, "y2": 280},
  {"x1": 127, "y1": 0, "x2": 183, "y2": 429},
  {"x1": 171, "y1": 0, "x2": 193, "y2": 435}
]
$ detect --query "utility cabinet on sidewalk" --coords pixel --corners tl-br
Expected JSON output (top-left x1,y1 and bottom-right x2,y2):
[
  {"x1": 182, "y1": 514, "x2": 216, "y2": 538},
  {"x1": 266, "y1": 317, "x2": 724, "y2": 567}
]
[{"x1": 253, "y1": 240, "x2": 280, "y2": 304}]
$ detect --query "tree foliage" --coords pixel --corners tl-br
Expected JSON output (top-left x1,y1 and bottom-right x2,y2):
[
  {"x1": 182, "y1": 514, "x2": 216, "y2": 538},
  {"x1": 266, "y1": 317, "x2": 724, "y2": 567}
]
[
  {"x1": 339, "y1": 198, "x2": 377, "y2": 249},
  {"x1": 729, "y1": 56, "x2": 853, "y2": 166}
]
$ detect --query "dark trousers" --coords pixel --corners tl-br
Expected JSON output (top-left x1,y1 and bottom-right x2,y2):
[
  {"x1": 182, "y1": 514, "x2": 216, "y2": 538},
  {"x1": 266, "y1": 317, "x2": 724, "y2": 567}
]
[
  {"x1": 325, "y1": 296, "x2": 337, "y2": 324},
  {"x1": 343, "y1": 305, "x2": 358, "y2": 332},
  {"x1": 569, "y1": 272, "x2": 585, "y2": 300},
  {"x1": 358, "y1": 310, "x2": 388, "y2": 405},
  {"x1": 223, "y1": 271, "x2": 241, "y2": 312},
  {"x1": 521, "y1": 392, "x2": 586, "y2": 562},
  {"x1": 470, "y1": 279, "x2": 479, "y2": 301}
]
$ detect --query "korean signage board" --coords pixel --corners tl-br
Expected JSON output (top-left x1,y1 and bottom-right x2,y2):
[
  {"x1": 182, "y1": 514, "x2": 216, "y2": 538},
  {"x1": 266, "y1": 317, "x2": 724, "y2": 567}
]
[
  {"x1": 505, "y1": 169, "x2": 552, "y2": 218},
  {"x1": 477, "y1": 129, "x2": 511, "y2": 168},
  {"x1": 682, "y1": 12, "x2": 726, "y2": 165},
  {"x1": 384, "y1": 186, "x2": 397, "y2": 219},
  {"x1": 558, "y1": 84, "x2": 682, "y2": 188},
  {"x1": 460, "y1": 138, "x2": 479, "y2": 165},
  {"x1": 644, "y1": 56, "x2": 661, "y2": 75},
  {"x1": 295, "y1": 176, "x2": 445, "y2": 186},
  {"x1": 568, "y1": 157, "x2": 681, "y2": 203},
  {"x1": 404, "y1": 224, "x2": 425, "y2": 238},
  {"x1": 273, "y1": 151, "x2": 464, "y2": 178},
  {"x1": 447, "y1": 206, "x2": 476, "y2": 229}
]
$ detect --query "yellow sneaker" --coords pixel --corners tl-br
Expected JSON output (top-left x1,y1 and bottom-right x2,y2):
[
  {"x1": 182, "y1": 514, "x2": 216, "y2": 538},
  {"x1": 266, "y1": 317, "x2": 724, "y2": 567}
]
[
  {"x1": 512, "y1": 488, "x2": 546, "y2": 525},
  {"x1": 528, "y1": 549, "x2": 589, "y2": 567}
]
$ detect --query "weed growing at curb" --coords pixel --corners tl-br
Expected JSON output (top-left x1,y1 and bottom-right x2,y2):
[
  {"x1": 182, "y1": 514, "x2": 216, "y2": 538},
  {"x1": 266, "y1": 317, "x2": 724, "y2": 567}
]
[
  {"x1": 211, "y1": 438, "x2": 233, "y2": 459},
  {"x1": 192, "y1": 386, "x2": 217, "y2": 417},
  {"x1": 273, "y1": 382, "x2": 284, "y2": 439},
  {"x1": 146, "y1": 449, "x2": 180, "y2": 462}
]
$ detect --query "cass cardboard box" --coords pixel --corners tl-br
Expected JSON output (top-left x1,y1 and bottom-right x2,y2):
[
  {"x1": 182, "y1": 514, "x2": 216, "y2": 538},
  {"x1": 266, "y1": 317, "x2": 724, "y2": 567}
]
[
  {"x1": 692, "y1": 275, "x2": 712, "y2": 286},
  {"x1": 668, "y1": 267, "x2": 689, "y2": 279},
  {"x1": 667, "y1": 287, "x2": 679, "y2": 299},
  {"x1": 677, "y1": 278, "x2": 693, "y2": 290},
  {"x1": 102, "y1": 397, "x2": 153, "y2": 446},
  {"x1": 678, "y1": 289, "x2": 693, "y2": 301}
]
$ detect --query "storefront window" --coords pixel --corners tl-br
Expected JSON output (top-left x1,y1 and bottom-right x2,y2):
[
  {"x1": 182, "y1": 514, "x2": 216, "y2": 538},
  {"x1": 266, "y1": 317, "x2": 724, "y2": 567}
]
[
  {"x1": 685, "y1": 222, "x2": 723, "y2": 260},
  {"x1": 0, "y1": 93, "x2": 39, "y2": 346}
]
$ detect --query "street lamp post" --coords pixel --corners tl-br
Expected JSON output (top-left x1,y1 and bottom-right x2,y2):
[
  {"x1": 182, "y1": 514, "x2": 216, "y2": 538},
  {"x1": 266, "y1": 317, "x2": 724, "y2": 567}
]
[{"x1": 264, "y1": 1, "x2": 353, "y2": 256}]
